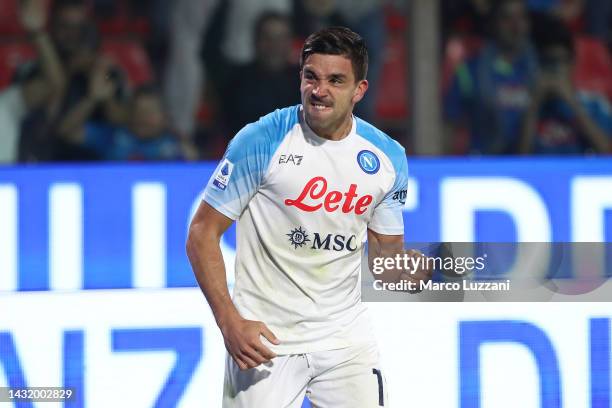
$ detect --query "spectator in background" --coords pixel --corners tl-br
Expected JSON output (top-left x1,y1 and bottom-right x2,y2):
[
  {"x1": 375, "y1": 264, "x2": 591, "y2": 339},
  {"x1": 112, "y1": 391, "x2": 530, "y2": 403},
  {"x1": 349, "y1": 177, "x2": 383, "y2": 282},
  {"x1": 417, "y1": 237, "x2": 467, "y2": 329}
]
[
  {"x1": 220, "y1": 12, "x2": 300, "y2": 137},
  {"x1": 57, "y1": 82, "x2": 183, "y2": 161},
  {"x1": 221, "y1": 0, "x2": 291, "y2": 66},
  {"x1": 336, "y1": 0, "x2": 385, "y2": 122},
  {"x1": 520, "y1": 16, "x2": 611, "y2": 154},
  {"x1": 49, "y1": 0, "x2": 129, "y2": 159},
  {"x1": 93, "y1": 0, "x2": 172, "y2": 81},
  {"x1": 444, "y1": 0, "x2": 538, "y2": 154},
  {"x1": 13, "y1": 0, "x2": 129, "y2": 161},
  {"x1": 8, "y1": 0, "x2": 69, "y2": 161},
  {"x1": 163, "y1": 0, "x2": 218, "y2": 139},
  {"x1": 293, "y1": 0, "x2": 346, "y2": 40}
]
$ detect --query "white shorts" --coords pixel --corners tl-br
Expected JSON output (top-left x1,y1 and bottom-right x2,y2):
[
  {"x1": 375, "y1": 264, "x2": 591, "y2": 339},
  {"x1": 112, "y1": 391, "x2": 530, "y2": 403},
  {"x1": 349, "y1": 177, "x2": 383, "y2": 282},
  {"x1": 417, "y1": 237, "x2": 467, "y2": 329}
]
[{"x1": 223, "y1": 342, "x2": 388, "y2": 408}]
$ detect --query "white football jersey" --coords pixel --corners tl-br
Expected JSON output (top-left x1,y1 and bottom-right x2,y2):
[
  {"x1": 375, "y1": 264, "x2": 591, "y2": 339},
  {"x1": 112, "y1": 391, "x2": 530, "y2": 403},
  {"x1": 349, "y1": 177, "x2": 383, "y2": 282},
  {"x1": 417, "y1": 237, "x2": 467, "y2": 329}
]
[{"x1": 203, "y1": 105, "x2": 408, "y2": 354}]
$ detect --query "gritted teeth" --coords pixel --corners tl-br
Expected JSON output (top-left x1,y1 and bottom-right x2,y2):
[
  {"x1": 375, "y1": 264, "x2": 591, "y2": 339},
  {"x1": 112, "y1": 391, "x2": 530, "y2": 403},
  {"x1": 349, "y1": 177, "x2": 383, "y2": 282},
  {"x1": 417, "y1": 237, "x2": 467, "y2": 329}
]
[{"x1": 311, "y1": 101, "x2": 331, "y2": 110}]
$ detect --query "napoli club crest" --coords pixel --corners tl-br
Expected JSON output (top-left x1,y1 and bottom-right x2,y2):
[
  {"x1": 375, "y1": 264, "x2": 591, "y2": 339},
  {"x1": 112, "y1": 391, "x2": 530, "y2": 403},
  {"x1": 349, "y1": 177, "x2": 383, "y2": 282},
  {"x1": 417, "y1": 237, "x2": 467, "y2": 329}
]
[{"x1": 357, "y1": 150, "x2": 380, "y2": 174}]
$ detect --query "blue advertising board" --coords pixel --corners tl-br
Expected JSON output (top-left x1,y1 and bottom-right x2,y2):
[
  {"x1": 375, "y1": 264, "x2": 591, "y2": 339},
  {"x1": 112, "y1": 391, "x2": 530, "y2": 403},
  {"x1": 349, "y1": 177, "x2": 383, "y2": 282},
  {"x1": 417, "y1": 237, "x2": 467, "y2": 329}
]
[
  {"x1": 1, "y1": 158, "x2": 611, "y2": 292},
  {"x1": 0, "y1": 158, "x2": 611, "y2": 407}
]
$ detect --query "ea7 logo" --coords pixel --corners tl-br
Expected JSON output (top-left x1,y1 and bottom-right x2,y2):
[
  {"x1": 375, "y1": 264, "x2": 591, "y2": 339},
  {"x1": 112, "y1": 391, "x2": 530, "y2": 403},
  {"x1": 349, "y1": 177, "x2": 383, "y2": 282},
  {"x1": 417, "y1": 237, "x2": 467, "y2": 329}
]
[
  {"x1": 392, "y1": 189, "x2": 407, "y2": 203},
  {"x1": 279, "y1": 154, "x2": 303, "y2": 165}
]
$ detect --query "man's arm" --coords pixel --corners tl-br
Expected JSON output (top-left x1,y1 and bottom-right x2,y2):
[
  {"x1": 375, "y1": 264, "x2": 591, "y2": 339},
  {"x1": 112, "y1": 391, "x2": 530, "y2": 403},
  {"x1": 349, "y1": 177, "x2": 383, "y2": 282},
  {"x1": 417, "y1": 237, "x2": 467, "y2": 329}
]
[
  {"x1": 56, "y1": 60, "x2": 116, "y2": 144},
  {"x1": 367, "y1": 229, "x2": 432, "y2": 289},
  {"x1": 55, "y1": 96, "x2": 97, "y2": 144},
  {"x1": 19, "y1": 0, "x2": 66, "y2": 115},
  {"x1": 186, "y1": 201, "x2": 279, "y2": 370}
]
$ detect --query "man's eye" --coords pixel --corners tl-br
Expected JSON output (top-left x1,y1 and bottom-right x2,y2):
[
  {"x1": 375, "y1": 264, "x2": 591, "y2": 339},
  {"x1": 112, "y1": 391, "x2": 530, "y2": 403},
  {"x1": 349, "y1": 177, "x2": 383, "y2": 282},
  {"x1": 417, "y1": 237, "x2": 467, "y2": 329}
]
[{"x1": 330, "y1": 78, "x2": 342, "y2": 84}]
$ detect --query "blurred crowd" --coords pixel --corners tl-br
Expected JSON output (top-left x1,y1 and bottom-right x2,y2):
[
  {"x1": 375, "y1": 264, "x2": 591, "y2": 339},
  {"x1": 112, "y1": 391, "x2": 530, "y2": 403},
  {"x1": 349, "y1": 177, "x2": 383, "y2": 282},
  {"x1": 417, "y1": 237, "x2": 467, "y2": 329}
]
[
  {"x1": 443, "y1": 0, "x2": 612, "y2": 154},
  {"x1": 0, "y1": 0, "x2": 610, "y2": 163}
]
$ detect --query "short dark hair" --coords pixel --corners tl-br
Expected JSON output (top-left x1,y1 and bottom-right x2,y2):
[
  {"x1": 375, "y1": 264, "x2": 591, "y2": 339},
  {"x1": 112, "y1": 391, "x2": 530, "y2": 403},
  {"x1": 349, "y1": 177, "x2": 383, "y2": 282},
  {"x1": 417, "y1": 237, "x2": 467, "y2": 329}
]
[{"x1": 300, "y1": 26, "x2": 369, "y2": 82}]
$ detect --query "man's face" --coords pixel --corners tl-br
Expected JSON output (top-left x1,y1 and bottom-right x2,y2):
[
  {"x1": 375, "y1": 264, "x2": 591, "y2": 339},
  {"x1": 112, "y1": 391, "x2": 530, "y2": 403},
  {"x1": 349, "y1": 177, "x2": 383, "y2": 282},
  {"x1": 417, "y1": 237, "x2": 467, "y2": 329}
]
[
  {"x1": 51, "y1": 6, "x2": 89, "y2": 56},
  {"x1": 300, "y1": 53, "x2": 367, "y2": 136},
  {"x1": 495, "y1": 1, "x2": 529, "y2": 52},
  {"x1": 256, "y1": 19, "x2": 292, "y2": 72},
  {"x1": 130, "y1": 95, "x2": 166, "y2": 139}
]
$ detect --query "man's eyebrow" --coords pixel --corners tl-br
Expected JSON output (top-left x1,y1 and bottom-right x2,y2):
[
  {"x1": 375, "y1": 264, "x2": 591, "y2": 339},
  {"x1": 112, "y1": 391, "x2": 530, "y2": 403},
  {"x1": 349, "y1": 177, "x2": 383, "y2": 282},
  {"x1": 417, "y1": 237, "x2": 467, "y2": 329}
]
[
  {"x1": 303, "y1": 67, "x2": 348, "y2": 79},
  {"x1": 329, "y1": 73, "x2": 347, "y2": 80}
]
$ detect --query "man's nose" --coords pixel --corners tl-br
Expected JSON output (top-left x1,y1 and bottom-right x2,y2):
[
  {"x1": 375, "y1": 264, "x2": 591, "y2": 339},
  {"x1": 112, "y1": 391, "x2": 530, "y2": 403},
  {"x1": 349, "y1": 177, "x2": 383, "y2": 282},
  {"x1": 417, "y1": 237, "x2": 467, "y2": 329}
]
[{"x1": 312, "y1": 82, "x2": 328, "y2": 97}]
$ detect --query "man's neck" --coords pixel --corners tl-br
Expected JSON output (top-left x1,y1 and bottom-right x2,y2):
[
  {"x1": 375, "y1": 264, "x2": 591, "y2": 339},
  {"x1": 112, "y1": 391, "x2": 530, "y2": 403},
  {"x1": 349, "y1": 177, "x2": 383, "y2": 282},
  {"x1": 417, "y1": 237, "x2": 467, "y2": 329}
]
[{"x1": 306, "y1": 113, "x2": 353, "y2": 141}]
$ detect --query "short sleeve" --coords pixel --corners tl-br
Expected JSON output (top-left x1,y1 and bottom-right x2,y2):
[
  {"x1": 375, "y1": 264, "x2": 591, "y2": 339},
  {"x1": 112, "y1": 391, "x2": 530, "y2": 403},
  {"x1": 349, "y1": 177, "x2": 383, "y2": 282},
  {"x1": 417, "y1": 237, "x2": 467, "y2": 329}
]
[
  {"x1": 368, "y1": 150, "x2": 408, "y2": 235},
  {"x1": 202, "y1": 119, "x2": 276, "y2": 220}
]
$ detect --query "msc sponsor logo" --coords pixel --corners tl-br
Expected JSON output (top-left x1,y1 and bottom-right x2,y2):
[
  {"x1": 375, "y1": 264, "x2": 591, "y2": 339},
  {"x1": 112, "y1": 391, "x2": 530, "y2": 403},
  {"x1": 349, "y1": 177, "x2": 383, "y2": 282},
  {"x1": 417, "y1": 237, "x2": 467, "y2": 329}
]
[
  {"x1": 279, "y1": 154, "x2": 303, "y2": 165},
  {"x1": 357, "y1": 150, "x2": 380, "y2": 174},
  {"x1": 287, "y1": 227, "x2": 358, "y2": 252},
  {"x1": 312, "y1": 232, "x2": 358, "y2": 252},
  {"x1": 287, "y1": 226, "x2": 310, "y2": 249}
]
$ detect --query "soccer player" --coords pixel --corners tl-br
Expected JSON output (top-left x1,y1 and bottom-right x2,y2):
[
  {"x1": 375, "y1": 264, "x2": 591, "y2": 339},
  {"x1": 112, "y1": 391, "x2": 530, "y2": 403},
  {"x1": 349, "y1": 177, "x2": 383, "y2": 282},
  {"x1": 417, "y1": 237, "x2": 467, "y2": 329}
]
[{"x1": 187, "y1": 26, "x2": 430, "y2": 407}]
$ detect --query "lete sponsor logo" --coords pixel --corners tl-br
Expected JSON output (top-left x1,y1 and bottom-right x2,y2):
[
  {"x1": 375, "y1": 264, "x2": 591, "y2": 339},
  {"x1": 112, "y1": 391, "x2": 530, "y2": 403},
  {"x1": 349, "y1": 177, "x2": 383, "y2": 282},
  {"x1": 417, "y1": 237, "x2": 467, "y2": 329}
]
[{"x1": 284, "y1": 176, "x2": 373, "y2": 215}]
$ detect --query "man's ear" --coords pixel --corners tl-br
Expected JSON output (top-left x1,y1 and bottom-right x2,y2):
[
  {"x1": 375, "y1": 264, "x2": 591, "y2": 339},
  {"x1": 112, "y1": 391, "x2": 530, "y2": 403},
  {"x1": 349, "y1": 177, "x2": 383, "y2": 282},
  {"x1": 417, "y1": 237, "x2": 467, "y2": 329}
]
[{"x1": 352, "y1": 79, "x2": 369, "y2": 104}]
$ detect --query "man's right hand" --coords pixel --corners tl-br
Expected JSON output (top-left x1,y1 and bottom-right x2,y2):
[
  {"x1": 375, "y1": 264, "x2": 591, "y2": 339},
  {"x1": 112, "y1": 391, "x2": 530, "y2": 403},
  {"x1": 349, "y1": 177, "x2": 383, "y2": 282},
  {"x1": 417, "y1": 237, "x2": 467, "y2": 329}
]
[{"x1": 220, "y1": 314, "x2": 280, "y2": 370}]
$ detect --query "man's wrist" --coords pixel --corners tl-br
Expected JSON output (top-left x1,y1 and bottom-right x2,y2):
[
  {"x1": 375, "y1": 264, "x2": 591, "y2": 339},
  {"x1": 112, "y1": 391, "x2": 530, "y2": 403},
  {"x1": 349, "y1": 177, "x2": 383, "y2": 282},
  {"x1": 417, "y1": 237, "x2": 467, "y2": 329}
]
[{"x1": 216, "y1": 308, "x2": 241, "y2": 331}]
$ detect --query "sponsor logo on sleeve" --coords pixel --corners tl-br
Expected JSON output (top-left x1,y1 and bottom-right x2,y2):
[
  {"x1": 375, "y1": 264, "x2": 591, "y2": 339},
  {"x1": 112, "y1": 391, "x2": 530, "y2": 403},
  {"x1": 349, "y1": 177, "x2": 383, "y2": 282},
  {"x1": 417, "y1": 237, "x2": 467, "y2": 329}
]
[
  {"x1": 392, "y1": 189, "x2": 407, "y2": 205},
  {"x1": 212, "y1": 159, "x2": 234, "y2": 191}
]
